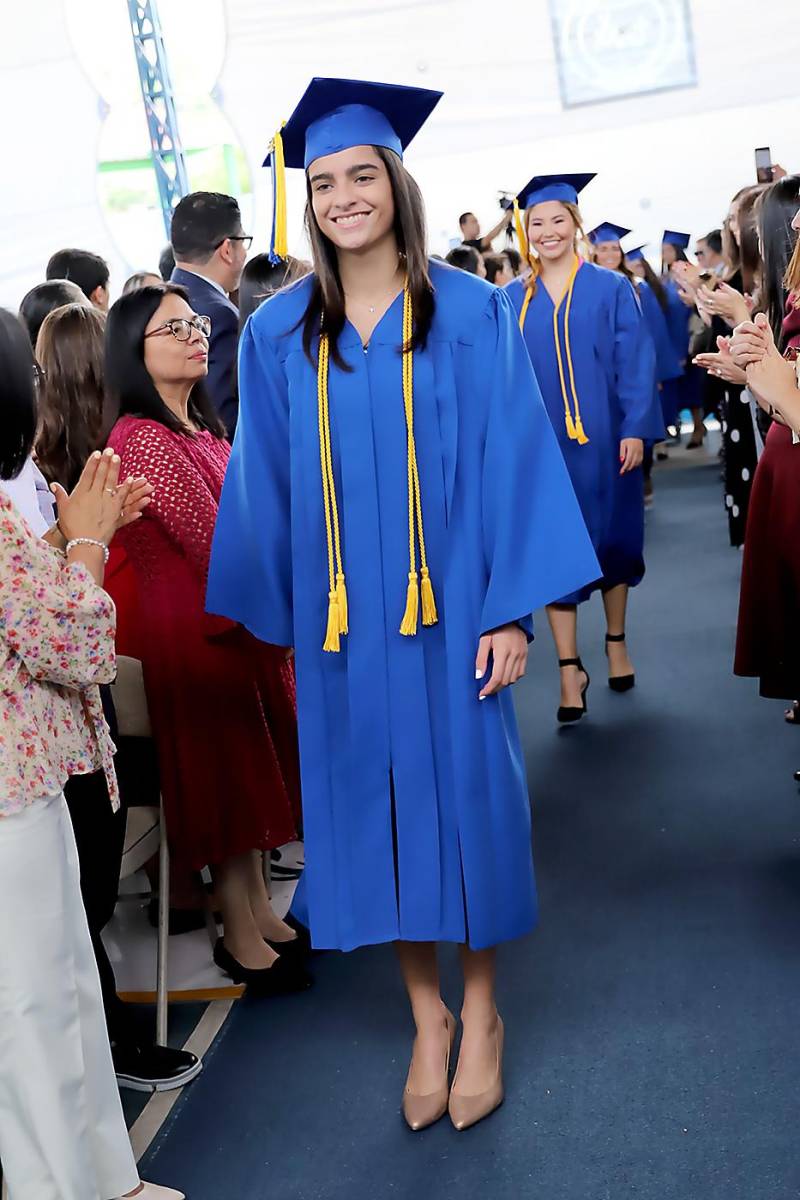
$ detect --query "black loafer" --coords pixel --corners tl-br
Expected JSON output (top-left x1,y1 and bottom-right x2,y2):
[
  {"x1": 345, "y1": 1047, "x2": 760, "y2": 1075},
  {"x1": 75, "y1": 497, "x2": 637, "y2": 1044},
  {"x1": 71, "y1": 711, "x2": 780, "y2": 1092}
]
[
  {"x1": 113, "y1": 1042, "x2": 203, "y2": 1093},
  {"x1": 213, "y1": 938, "x2": 313, "y2": 994}
]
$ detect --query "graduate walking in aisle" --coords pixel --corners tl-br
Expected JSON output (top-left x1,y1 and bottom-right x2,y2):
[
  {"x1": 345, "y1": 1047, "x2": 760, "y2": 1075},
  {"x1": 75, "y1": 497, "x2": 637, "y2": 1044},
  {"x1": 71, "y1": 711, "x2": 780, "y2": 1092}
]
[
  {"x1": 207, "y1": 79, "x2": 599, "y2": 1133},
  {"x1": 661, "y1": 230, "x2": 707, "y2": 447},
  {"x1": 505, "y1": 176, "x2": 662, "y2": 722}
]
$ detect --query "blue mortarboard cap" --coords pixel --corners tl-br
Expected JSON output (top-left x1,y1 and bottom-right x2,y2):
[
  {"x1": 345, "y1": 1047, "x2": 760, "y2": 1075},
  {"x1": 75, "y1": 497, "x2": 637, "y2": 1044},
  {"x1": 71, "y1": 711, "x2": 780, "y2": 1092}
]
[
  {"x1": 662, "y1": 230, "x2": 691, "y2": 248},
  {"x1": 625, "y1": 244, "x2": 646, "y2": 261},
  {"x1": 588, "y1": 221, "x2": 631, "y2": 245},
  {"x1": 264, "y1": 77, "x2": 443, "y2": 170},
  {"x1": 516, "y1": 173, "x2": 596, "y2": 209}
]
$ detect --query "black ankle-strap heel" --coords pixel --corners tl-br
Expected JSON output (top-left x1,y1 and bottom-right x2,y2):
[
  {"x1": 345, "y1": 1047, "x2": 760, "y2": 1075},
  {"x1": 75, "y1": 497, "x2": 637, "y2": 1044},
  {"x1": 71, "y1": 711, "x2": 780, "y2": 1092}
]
[
  {"x1": 557, "y1": 657, "x2": 590, "y2": 724},
  {"x1": 605, "y1": 633, "x2": 635, "y2": 693}
]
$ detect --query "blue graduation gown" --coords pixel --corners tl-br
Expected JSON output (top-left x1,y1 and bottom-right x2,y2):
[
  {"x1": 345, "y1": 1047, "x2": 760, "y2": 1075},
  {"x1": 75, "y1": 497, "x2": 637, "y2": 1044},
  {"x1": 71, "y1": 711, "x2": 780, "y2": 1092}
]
[
  {"x1": 636, "y1": 279, "x2": 683, "y2": 428},
  {"x1": 661, "y1": 278, "x2": 703, "y2": 418},
  {"x1": 506, "y1": 261, "x2": 662, "y2": 605},
  {"x1": 207, "y1": 261, "x2": 599, "y2": 952}
]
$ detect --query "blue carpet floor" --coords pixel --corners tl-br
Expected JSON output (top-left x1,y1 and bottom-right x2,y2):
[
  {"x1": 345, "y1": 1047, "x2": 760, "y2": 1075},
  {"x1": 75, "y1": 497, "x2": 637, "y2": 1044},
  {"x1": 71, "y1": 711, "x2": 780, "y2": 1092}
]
[{"x1": 141, "y1": 458, "x2": 800, "y2": 1200}]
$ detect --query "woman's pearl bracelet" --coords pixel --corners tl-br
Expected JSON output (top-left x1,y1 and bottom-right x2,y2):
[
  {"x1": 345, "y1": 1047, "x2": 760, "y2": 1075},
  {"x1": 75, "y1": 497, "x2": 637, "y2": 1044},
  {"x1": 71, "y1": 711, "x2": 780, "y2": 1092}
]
[{"x1": 65, "y1": 537, "x2": 110, "y2": 565}]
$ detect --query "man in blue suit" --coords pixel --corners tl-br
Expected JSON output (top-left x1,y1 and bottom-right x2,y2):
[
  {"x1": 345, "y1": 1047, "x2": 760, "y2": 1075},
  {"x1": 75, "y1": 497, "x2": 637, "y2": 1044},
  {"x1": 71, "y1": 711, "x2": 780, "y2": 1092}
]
[{"x1": 170, "y1": 192, "x2": 251, "y2": 437}]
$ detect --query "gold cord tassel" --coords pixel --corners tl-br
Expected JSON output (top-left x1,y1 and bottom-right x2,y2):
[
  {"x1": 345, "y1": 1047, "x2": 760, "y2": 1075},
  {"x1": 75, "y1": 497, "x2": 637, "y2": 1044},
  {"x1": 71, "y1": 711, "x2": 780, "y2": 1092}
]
[
  {"x1": 420, "y1": 565, "x2": 438, "y2": 626},
  {"x1": 323, "y1": 591, "x2": 341, "y2": 653},
  {"x1": 548, "y1": 256, "x2": 589, "y2": 445},
  {"x1": 335, "y1": 571, "x2": 348, "y2": 635},
  {"x1": 400, "y1": 571, "x2": 420, "y2": 636},
  {"x1": 317, "y1": 331, "x2": 347, "y2": 652}
]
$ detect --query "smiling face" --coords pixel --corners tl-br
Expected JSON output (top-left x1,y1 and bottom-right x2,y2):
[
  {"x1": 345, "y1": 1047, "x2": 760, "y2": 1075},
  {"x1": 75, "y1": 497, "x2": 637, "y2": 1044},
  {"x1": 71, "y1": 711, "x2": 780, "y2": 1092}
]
[
  {"x1": 143, "y1": 293, "x2": 209, "y2": 391},
  {"x1": 593, "y1": 240, "x2": 623, "y2": 270},
  {"x1": 308, "y1": 144, "x2": 396, "y2": 254},
  {"x1": 526, "y1": 201, "x2": 578, "y2": 264},
  {"x1": 627, "y1": 257, "x2": 646, "y2": 278}
]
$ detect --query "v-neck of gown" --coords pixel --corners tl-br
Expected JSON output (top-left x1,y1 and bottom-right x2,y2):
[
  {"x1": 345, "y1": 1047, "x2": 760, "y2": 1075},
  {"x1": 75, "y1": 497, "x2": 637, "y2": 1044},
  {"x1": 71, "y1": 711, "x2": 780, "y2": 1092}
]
[
  {"x1": 343, "y1": 286, "x2": 406, "y2": 351},
  {"x1": 540, "y1": 258, "x2": 582, "y2": 308}
]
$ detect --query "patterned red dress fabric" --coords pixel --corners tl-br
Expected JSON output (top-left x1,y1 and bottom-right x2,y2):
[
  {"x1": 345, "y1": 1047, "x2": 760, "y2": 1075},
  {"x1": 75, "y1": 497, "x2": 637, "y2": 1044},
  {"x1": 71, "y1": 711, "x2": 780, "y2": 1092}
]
[
  {"x1": 106, "y1": 416, "x2": 300, "y2": 868},
  {"x1": 734, "y1": 300, "x2": 800, "y2": 698}
]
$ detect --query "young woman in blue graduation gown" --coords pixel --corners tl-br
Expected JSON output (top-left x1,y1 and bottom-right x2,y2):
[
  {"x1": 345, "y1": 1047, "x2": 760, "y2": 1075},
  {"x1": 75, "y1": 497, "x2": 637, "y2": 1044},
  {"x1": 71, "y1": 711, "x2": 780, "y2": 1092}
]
[
  {"x1": 207, "y1": 79, "x2": 599, "y2": 1132},
  {"x1": 505, "y1": 178, "x2": 663, "y2": 722}
]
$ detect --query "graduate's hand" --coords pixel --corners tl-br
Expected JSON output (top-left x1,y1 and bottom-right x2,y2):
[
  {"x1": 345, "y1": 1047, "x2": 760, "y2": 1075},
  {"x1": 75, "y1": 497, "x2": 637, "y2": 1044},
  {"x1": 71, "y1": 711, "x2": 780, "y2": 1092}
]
[
  {"x1": 619, "y1": 438, "x2": 644, "y2": 474},
  {"x1": 476, "y1": 625, "x2": 528, "y2": 699}
]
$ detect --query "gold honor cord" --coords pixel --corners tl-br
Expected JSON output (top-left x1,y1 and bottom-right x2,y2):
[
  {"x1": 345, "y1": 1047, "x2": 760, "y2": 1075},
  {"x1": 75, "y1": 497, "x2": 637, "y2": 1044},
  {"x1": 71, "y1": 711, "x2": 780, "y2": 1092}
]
[
  {"x1": 518, "y1": 256, "x2": 589, "y2": 446},
  {"x1": 315, "y1": 287, "x2": 438, "y2": 653}
]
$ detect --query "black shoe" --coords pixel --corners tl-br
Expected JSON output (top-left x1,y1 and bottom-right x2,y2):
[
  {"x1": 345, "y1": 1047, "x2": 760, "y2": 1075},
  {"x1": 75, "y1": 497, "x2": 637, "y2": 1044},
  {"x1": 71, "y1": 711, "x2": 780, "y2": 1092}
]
[
  {"x1": 113, "y1": 1042, "x2": 203, "y2": 1093},
  {"x1": 557, "y1": 657, "x2": 590, "y2": 723},
  {"x1": 270, "y1": 847, "x2": 304, "y2": 882},
  {"x1": 606, "y1": 632, "x2": 635, "y2": 692},
  {"x1": 265, "y1": 919, "x2": 312, "y2": 959},
  {"x1": 213, "y1": 938, "x2": 313, "y2": 995}
]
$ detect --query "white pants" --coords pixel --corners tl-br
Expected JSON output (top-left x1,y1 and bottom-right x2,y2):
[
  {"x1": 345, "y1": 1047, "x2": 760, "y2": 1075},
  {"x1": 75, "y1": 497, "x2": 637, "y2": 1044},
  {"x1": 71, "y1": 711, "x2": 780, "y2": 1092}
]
[{"x1": 0, "y1": 794, "x2": 139, "y2": 1200}]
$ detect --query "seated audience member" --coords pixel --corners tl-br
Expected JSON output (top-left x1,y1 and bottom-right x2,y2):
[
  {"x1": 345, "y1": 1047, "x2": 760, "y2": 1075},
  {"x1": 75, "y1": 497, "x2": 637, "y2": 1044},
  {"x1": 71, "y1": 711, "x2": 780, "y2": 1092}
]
[
  {"x1": 504, "y1": 246, "x2": 524, "y2": 277},
  {"x1": 170, "y1": 191, "x2": 251, "y2": 436},
  {"x1": 104, "y1": 283, "x2": 309, "y2": 995},
  {"x1": 123, "y1": 271, "x2": 163, "y2": 294},
  {"x1": 238, "y1": 253, "x2": 310, "y2": 326},
  {"x1": 34, "y1": 301, "x2": 203, "y2": 1092},
  {"x1": 445, "y1": 244, "x2": 486, "y2": 276},
  {"x1": 159, "y1": 244, "x2": 176, "y2": 281},
  {"x1": 0, "y1": 306, "x2": 182, "y2": 1200},
  {"x1": 19, "y1": 278, "x2": 89, "y2": 348},
  {"x1": 46, "y1": 247, "x2": 110, "y2": 311},
  {"x1": 483, "y1": 251, "x2": 514, "y2": 286},
  {"x1": 458, "y1": 208, "x2": 512, "y2": 251}
]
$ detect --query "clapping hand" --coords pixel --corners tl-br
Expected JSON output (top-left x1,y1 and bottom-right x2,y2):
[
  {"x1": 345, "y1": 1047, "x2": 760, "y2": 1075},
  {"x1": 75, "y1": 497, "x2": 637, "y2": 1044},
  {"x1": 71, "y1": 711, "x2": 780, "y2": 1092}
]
[
  {"x1": 696, "y1": 282, "x2": 752, "y2": 328},
  {"x1": 52, "y1": 448, "x2": 153, "y2": 546},
  {"x1": 693, "y1": 336, "x2": 747, "y2": 386},
  {"x1": 729, "y1": 312, "x2": 773, "y2": 369}
]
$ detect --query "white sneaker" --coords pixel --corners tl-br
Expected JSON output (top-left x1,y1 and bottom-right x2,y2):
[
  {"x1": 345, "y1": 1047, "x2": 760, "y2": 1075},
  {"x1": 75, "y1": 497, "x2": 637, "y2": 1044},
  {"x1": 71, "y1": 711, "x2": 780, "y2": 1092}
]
[{"x1": 120, "y1": 1184, "x2": 186, "y2": 1200}]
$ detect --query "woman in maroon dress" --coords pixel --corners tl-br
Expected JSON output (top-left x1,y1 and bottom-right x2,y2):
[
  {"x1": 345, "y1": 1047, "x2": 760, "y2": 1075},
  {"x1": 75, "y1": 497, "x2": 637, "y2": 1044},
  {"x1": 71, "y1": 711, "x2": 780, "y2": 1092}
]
[
  {"x1": 732, "y1": 180, "x2": 800, "y2": 701},
  {"x1": 105, "y1": 284, "x2": 308, "y2": 994}
]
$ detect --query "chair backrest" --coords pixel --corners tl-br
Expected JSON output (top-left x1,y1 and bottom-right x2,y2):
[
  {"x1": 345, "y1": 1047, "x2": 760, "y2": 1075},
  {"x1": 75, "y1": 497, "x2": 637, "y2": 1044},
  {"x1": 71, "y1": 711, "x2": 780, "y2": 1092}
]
[{"x1": 111, "y1": 656, "x2": 152, "y2": 738}]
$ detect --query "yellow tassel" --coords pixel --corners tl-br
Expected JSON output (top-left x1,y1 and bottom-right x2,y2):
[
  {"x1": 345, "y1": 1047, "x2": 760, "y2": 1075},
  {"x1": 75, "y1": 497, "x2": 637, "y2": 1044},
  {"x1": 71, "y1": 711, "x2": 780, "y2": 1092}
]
[
  {"x1": 420, "y1": 566, "x2": 438, "y2": 627},
  {"x1": 565, "y1": 411, "x2": 578, "y2": 440},
  {"x1": 269, "y1": 124, "x2": 288, "y2": 263},
  {"x1": 323, "y1": 591, "x2": 341, "y2": 653},
  {"x1": 335, "y1": 571, "x2": 348, "y2": 635},
  {"x1": 513, "y1": 197, "x2": 531, "y2": 270},
  {"x1": 574, "y1": 415, "x2": 590, "y2": 445},
  {"x1": 399, "y1": 571, "x2": 420, "y2": 637}
]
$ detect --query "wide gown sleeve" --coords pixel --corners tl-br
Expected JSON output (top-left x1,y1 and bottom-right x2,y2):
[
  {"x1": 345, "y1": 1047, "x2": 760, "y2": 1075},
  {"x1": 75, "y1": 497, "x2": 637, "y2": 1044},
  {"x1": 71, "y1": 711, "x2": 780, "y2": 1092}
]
[
  {"x1": 614, "y1": 279, "x2": 665, "y2": 442},
  {"x1": 639, "y1": 282, "x2": 683, "y2": 383},
  {"x1": 206, "y1": 317, "x2": 294, "y2": 647},
  {"x1": 478, "y1": 290, "x2": 601, "y2": 636}
]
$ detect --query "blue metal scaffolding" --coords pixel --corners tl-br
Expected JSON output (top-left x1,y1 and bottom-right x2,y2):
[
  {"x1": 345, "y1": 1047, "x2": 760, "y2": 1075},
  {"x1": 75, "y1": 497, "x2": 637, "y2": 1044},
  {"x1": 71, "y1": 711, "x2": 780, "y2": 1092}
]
[{"x1": 127, "y1": 0, "x2": 189, "y2": 237}]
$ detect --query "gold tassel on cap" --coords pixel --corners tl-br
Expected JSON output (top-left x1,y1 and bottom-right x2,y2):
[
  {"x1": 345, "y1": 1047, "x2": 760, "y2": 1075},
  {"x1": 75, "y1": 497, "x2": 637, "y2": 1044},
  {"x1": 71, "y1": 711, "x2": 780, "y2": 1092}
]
[
  {"x1": 315, "y1": 286, "x2": 437, "y2": 652},
  {"x1": 268, "y1": 123, "x2": 288, "y2": 264}
]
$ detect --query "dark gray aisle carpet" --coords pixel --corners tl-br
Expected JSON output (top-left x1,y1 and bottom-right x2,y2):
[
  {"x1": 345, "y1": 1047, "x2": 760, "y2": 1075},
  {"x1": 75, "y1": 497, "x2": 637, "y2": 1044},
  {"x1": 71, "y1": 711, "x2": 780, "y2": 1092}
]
[{"x1": 141, "y1": 459, "x2": 800, "y2": 1200}]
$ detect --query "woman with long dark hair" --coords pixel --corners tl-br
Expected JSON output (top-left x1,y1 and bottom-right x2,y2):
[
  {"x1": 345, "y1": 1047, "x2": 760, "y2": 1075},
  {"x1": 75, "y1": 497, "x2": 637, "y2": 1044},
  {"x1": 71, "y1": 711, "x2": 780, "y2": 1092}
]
[
  {"x1": 504, "y1": 177, "x2": 662, "y2": 720},
  {"x1": 208, "y1": 78, "x2": 598, "y2": 1131},
  {"x1": 237, "y1": 252, "x2": 310, "y2": 327},
  {"x1": 35, "y1": 302, "x2": 107, "y2": 490},
  {"x1": 104, "y1": 283, "x2": 308, "y2": 994},
  {"x1": 730, "y1": 179, "x2": 800, "y2": 707}
]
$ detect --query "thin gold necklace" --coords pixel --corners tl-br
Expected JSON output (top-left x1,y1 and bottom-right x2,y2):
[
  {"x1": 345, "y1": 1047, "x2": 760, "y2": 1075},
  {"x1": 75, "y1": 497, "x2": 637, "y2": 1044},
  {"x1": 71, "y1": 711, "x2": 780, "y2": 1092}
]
[{"x1": 344, "y1": 265, "x2": 404, "y2": 314}]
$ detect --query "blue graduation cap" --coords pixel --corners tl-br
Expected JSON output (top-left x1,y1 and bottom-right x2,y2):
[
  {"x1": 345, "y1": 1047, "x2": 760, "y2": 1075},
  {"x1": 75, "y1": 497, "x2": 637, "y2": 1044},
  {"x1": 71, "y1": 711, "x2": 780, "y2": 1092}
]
[
  {"x1": 264, "y1": 77, "x2": 443, "y2": 261},
  {"x1": 516, "y1": 173, "x2": 596, "y2": 210},
  {"x1": 625, "y1": 244, "x2": 647, "y2": 261},
  {"x1": 662, "y1": 229, "x2": 691, "y2": 248},
  {"x1": 588, "y1": 221, "x2": 631, "y2": 245}
]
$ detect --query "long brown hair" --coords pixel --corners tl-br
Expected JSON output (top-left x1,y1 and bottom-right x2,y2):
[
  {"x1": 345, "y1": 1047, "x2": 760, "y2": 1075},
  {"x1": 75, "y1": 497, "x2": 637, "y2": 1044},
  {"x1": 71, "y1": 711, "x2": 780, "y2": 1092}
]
[
  {"x1": 523, "y1": 201, "x2": 591, "y2": 296},
  {"x1": 35, "y1": 303, "x2": 106, "y2": 491},
  {"x1": 301, "y1": 147, "x2": 434, "y2": 369}
]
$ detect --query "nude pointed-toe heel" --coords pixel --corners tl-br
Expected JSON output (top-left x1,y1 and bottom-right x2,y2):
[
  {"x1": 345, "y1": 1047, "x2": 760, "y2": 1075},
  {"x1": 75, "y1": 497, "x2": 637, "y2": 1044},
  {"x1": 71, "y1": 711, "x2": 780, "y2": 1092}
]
[
  {"x1": 448, "y1": 1016, "x2": 505, "y2": 1132},
  {"x1": 402, "y1": 1008, "x2": 457, "y2": 1132}
]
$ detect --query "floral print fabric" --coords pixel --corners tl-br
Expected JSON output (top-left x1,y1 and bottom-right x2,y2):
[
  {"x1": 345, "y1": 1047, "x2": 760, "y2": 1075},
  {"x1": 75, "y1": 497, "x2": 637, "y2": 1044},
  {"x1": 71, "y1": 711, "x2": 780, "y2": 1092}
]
[{"x1": 0, "y1": 488, "x2": 119, "y2": 814}]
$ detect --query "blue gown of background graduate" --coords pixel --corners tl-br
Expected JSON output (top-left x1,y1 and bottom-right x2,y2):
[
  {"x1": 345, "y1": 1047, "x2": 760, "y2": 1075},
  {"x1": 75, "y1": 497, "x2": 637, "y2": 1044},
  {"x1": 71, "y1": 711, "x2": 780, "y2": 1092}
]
[
  {"x1": 506, "y1": 260, "x2": 662, "y2": 605},
  {"x1": 661, "y1": 277, "x2": 701, "y2": 422},
  {"x1": 635, "y1": 279, "x2": 683, "y2": 428},
  {"x1": 207, "y1": 261, "x2": 600, "y2": 952}
]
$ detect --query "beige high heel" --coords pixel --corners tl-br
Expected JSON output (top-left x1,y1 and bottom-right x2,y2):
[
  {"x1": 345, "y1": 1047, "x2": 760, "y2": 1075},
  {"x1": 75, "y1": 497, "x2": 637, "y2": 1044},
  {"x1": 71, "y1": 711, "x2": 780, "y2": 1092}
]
[
  {"x1": 402, "y1": 1008, "x2": 457, "y2": 1131},
  {"x1": 448, "y1": 1016, "x2": 505, "y2": 1131}
]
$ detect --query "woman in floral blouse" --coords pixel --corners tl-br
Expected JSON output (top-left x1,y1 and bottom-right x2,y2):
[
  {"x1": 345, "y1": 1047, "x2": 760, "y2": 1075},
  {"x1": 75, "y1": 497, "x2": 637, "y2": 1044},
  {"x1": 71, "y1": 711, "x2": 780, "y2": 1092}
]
[{"x1": 0, "y1": 307, "x2": 180, "y2": 1200}]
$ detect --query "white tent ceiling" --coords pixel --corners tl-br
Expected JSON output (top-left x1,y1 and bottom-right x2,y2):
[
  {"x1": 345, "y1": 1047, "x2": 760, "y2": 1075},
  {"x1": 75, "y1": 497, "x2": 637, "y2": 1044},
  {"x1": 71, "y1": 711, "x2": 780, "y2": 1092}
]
[{"x1": 2, "y1": 0, "x2": 799, "y2": 307}]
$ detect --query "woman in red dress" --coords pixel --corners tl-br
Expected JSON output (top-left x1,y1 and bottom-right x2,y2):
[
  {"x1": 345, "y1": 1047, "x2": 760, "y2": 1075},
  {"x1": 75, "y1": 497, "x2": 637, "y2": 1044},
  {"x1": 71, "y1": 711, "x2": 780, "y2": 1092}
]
[
  {"x1": 105, "y1": 283, "x2": 308, "y2": 994},
  {"x1": 732, "y1": 181, "x2": 800, "y2": 701}
]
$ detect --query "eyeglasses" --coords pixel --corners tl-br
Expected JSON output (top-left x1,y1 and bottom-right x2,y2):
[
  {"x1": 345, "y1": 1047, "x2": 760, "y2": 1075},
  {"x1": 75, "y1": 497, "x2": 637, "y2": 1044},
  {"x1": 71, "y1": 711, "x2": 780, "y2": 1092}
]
[
  {"x1": 32, "y1": 361, "x2": 45, "y2": 386},
  {"x1": 144, "y1": 315, "x2": 212, "y2": 342},
  {"x1": 214, "y1": 234, "x2": 253, "y2": 251}
]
